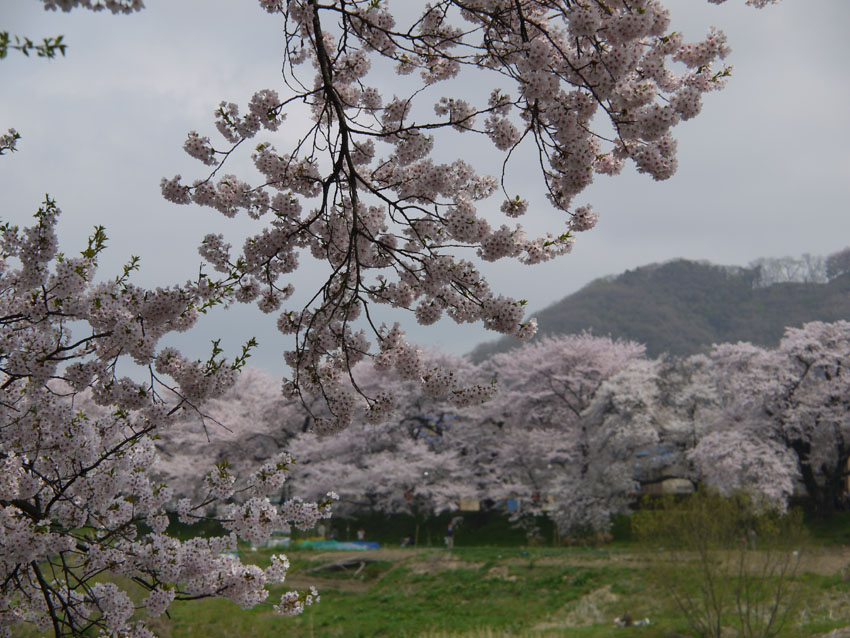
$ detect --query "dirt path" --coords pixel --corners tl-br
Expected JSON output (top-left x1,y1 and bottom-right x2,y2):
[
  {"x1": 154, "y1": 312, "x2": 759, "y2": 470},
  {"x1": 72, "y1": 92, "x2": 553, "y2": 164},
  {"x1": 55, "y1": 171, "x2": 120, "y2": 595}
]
[
  {"x1": 288, "y1": 548, "x2": 484, "y2": 591},
  {"x1": 283, "y1": 574, "x2": 374, "y2": 594},
  {"x1": 295, "y1": 545, "x2": 850, "y2": 580}
]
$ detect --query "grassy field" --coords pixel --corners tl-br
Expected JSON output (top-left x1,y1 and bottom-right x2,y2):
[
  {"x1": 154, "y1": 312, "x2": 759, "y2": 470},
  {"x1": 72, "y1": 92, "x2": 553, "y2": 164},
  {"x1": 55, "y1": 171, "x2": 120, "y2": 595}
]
[
  {"x1": 125, "y1": 541, "x2": 850, "y2": 638},
  {"x1": 12, "y1": 511, "x2": 850, "y2": 637}
]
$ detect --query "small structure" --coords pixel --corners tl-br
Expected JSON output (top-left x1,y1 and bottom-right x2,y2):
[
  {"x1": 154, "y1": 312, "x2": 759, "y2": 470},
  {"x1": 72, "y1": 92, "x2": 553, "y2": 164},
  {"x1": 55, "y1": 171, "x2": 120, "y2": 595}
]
[
  {"x1": 459, "y1": 497, "x2": 480, "y2": 512},
  {"x1": 640, "y1": 478, "x2": 695, "y2": 495},
  {"x1": 265, "y1": 532, "x2": 291, "y2": 548}
]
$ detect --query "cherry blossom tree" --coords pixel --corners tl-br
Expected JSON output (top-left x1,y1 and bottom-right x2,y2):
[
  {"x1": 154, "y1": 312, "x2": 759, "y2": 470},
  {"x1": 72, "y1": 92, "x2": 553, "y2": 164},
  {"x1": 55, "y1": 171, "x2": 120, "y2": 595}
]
[
  {"x1": 557, "y1": 358, "x2": 666, "y2": 531},
  {"x1": 573, "y1": 348, "x2": 800, "y2": 513},
  {"x1": 684, "y1": 342, "x2": 798, "y2": 505},
  {"x1": 652, "y1": 354, "x2": 721, "y2": 451},
  {"x1": 688, "y1": 429, "x2": 799, "y2": 508},
  {"x1": 155, "y1": 367, "x2": 307, "y2": 502},
  {"x1": 536, "y1": 350, "x2": 751, "y2": 527},
  {"x1": 778, "y1": 321, "x2": 850, "y2": 513},
  {"x1": 457, "y1": 334, "x2": 647, "y2": 532},
  {"x1": 0, "y1": 202, "x2": 334, "y2": 637},
  {"x1": 337, "y1": 437, "x2": 477, "y2": 545},
  {"x1": 481, "y1": 333, "x2": 646, "y2": 430},
  {"x1": 287, "y1": 351, "x2": 481, "y2": 539},
  {"x1": 702, "y1": 322, "x2": 850, "y2": 515},
  {"x1": 289, "y1": 423, "x2": 476, "y2": 544}
]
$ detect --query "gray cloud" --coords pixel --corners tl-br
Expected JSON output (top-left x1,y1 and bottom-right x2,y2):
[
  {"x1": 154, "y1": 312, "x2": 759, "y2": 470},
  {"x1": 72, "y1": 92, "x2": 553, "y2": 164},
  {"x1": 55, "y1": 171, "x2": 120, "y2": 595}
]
[{"x1": 2, "y1": 0, "x2": 848, "y2": 371}]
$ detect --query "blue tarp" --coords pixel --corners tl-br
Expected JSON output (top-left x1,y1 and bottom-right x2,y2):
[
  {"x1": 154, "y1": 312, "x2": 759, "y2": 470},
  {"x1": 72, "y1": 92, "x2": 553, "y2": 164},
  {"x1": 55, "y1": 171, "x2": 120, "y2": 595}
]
[{"x1": 294, "y1": 540, "x2": 380, "y2": 551}]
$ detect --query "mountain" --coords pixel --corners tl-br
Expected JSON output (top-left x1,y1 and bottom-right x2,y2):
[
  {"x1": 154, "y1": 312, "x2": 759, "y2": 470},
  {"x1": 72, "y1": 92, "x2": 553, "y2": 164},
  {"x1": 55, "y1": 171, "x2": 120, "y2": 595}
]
[{"x1": 470, "y1": 258, "x2": 850, "y2": 361}]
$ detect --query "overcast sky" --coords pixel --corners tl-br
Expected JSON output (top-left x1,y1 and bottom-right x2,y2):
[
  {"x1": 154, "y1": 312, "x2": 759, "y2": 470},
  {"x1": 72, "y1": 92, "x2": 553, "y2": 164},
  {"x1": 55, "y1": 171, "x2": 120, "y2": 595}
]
[{"x1": 3, "y1": 0, "x2": 849, "y2": 373}]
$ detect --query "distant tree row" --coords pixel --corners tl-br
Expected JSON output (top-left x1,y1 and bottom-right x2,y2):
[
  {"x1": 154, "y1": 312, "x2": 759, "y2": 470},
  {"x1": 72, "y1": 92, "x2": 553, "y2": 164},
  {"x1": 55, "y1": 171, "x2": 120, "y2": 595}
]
[
  {"x1": 750, "y1": 247, "x2": 850, "y2": 287},
  {"x1": 165, "y1": 321, "x2": 850, "y2": 538}
]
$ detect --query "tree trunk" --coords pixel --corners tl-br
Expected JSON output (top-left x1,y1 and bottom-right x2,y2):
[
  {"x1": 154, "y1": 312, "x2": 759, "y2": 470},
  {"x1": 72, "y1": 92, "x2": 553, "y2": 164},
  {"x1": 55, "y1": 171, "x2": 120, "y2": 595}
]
[{"x1": 789, "y1": 439, "x2": 837, "y2": 518}]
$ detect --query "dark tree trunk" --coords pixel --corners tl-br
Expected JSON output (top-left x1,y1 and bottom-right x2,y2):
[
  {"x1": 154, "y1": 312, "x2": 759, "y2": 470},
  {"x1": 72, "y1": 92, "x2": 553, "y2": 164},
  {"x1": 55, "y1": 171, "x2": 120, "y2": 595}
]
[{"x1": 791, "y1": 438, "x2": 842, "y2": 519}]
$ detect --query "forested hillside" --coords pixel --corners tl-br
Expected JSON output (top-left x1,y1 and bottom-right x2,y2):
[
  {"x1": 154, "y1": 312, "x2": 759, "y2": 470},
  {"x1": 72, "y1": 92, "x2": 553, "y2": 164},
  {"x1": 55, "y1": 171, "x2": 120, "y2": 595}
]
[{"x1": 471, "y1": 256, "x2": 850, "y2": 360}]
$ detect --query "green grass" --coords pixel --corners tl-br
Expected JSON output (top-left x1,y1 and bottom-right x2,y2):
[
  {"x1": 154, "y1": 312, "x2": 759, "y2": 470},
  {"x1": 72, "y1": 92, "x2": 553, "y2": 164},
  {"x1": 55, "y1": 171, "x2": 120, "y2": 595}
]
[
  {"x1": 153, "y1": 555, "x2": 640, "y2": 637},
  {"x1": 805, "y1": 511, "x2": 850, "y2": 546},
  {"x1": 11, "y1": 510, "x2": 850, "y2": 637},
  {"x1": 118, "y1": 545, "x2": 850, "y2": 638}
]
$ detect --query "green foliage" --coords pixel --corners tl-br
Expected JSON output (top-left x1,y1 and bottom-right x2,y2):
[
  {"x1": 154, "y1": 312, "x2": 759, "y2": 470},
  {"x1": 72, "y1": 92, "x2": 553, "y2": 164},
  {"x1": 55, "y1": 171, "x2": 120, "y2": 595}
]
[
  {"x1": 0, "y1": 32, "x2": 66, "y2": 59},
  {"x1": 803, "y1": 510, "x2": 850, "y2": 546},
  {"x1": 633, "y1": 489, "x2": 808, "y2": 638},
  {"x1": 82, "y1": 224, "x2": 108, "y2": 259},
  {"x1": 608, "y1": 514, "x2": 632, "y2": 543},
  {"x1": 202, "y1": 336, "x2": 258, "y2": 375}
]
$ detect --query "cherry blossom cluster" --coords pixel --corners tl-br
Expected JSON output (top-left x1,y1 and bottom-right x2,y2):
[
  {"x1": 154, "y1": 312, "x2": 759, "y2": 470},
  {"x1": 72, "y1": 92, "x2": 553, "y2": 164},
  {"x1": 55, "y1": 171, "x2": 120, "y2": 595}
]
[
  {"x1": 222, "y1": 492, "x2": 337, "y2": 546},
  {"x1": 688, "y1": 431, "x2": 798, "y2": 507},
  {"x1": 0, "y1": 202, "x2": 332, "y2": 637},
  {"x1": 0, "y1": 129, "x2": 20, "y2": 156},
  {"x1": 709, "y1": 0, "x2": 778, "y2": 6},
  {"x1": 40, "y1": 0, "x2": 145, "y2": 13},
  {"x1": 275, "y1": 586, "x2": 320, "y2": 617},
  {"x1": 160, "y1": 0, "x2": 776, "y2": 427}
]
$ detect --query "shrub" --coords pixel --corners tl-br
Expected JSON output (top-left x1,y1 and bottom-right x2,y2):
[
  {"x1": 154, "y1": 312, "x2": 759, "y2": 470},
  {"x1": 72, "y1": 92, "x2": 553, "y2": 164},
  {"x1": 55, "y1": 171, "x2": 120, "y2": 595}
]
[{"x1": 633, "y1": 489, "x2": 806, "y2": 638}]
